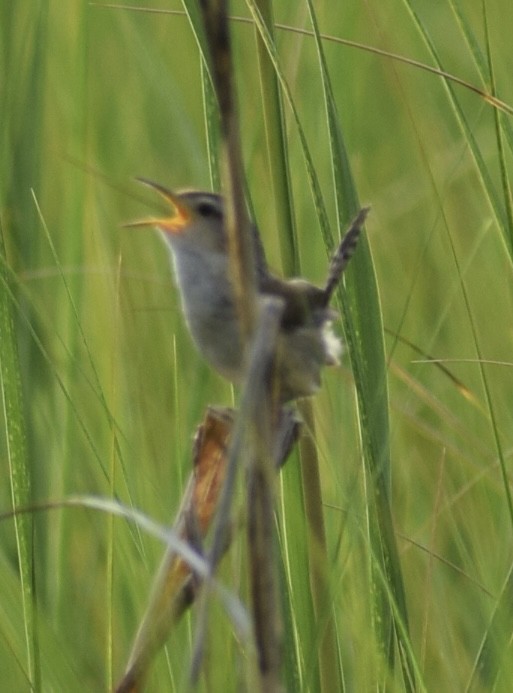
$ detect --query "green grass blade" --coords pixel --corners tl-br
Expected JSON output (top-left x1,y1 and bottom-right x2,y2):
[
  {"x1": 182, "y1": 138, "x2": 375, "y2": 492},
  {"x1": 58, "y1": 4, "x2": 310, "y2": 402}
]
[
  {"x1": 482, "y1": 3, "x2": 513, "y2": 258},
  {"x1": 306, "y1": 0, "x2": 416, "y2": 687},
  {"x1": 402, "y1": 0, "x2": 510, "y2": 240},
  {"x1": 250, "y1": 2, "x2": 345, "y2": 689},
  {"x1": 253, "y1": 0, "x2": 297, "y2": 276},
  {"x1": 449, "y1": 0, "x2": 513, "y2": 195},
  {"x1": 0, "y1": 224, "x2": 37, "y2": 689},
  {"x1": 244, "y1": 0, "x2": 333, "y2": 251}
]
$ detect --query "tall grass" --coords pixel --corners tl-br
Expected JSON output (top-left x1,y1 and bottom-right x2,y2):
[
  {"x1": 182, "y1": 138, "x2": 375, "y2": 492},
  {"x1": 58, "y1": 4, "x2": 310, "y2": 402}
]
[{"x1": 2, "y1": 1, "x2": 513, "y2": 690}]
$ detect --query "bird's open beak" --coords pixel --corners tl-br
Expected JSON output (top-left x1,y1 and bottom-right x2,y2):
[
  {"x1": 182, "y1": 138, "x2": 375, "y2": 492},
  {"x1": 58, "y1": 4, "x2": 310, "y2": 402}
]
[{"x1": 124, "y1": 177, "x2": 193, "y2": 233}]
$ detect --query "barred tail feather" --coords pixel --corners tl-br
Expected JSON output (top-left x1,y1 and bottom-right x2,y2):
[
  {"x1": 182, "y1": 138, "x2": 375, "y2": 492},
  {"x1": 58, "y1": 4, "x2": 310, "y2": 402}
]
[{"x1": 323, "y1": 206, "x2": 370, "y2": 303}]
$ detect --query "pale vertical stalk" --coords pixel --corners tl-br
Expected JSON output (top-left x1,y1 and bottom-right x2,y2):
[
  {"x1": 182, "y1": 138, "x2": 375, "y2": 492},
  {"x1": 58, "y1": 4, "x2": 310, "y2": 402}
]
[
  {"x1": 198, "y1": 0, "x2": 256, "y2": 338},
  {"x1": 245, "y1": 299, "x2": 285, "y2": 693},
  {"x1": 197, "y1": 3, "x2": 283, "y2": 689}
]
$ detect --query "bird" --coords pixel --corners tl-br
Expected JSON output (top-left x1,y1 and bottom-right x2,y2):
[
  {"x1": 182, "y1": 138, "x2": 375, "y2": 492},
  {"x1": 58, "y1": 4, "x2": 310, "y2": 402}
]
[{"x1": 127, "y1": 178, "x2": 368, "y2": 402}]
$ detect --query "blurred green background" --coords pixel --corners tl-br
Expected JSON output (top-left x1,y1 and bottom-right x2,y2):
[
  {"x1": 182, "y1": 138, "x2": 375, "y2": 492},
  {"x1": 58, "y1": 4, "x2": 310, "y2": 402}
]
[{"x1": 2, "y1": 0, "x2": 513, "y2": 690}]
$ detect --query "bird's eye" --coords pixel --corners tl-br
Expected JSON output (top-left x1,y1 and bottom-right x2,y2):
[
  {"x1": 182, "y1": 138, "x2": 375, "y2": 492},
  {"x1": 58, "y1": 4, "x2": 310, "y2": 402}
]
[{"x1": 197, "y1": 201, "x2": 222, "y2": 219}]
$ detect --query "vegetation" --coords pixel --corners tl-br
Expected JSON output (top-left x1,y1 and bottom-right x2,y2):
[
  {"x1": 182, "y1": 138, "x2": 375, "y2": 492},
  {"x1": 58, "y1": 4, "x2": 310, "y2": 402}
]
[{"x1": 2, "y1": 1, "x2": 513, "y2": 690}]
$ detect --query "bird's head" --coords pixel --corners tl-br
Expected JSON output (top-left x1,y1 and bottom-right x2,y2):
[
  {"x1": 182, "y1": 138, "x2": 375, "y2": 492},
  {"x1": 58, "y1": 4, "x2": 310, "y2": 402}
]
[{"x1": 126, "y1": 178, "x2": 227, "y2": 253}]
